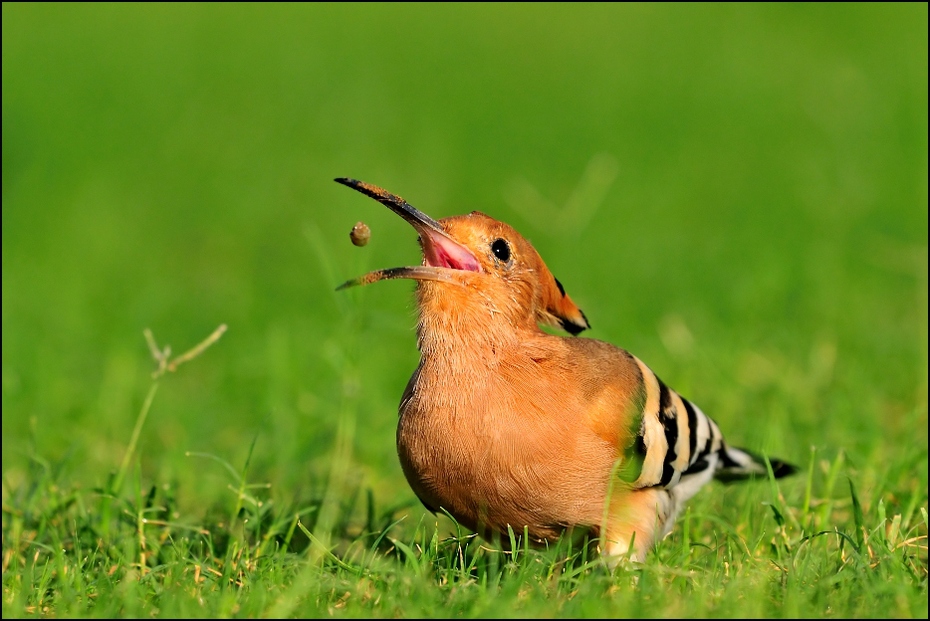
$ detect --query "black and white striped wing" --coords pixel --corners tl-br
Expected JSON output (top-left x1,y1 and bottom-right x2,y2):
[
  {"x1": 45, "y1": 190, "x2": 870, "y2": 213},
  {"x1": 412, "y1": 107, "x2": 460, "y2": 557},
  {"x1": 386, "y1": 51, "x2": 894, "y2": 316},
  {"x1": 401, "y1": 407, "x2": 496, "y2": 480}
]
[{"x1": 629, "y1": 356, "x2": 760, "y2": 491}]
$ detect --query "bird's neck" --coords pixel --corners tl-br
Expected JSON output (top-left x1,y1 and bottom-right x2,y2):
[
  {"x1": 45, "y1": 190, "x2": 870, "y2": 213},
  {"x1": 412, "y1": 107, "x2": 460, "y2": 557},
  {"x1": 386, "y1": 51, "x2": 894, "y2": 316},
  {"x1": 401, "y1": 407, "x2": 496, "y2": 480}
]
[{"x1": 414, "y1": 282, "x2": 534, "y2": 370}]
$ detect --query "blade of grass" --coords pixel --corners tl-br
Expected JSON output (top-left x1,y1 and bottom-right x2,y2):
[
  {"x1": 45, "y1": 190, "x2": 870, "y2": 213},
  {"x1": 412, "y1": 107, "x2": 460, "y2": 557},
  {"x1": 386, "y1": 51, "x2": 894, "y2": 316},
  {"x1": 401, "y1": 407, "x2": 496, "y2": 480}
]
[{"x1": 848, "y1": 478, "x2": 865, "y2": 553}]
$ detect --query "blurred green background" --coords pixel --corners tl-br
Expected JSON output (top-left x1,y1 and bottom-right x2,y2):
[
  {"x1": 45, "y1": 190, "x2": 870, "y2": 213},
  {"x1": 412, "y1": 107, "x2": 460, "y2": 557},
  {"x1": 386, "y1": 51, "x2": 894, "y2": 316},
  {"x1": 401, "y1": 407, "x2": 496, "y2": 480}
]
[{"x1": 2, "y1": 4, "x2": 926, "y2": 517}]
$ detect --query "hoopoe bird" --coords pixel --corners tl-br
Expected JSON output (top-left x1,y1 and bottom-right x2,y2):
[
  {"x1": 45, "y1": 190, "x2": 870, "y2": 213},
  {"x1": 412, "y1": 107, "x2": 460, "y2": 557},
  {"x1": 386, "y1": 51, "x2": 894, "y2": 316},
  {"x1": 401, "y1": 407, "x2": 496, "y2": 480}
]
[{"x1": 335, "y1": 177, "x2": 796, "y2": 563}]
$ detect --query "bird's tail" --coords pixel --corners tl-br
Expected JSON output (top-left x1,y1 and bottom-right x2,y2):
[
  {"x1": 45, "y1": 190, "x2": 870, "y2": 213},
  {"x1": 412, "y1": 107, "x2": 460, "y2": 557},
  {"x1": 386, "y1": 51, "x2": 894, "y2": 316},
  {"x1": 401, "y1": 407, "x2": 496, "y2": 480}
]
[{"x1": 714, "y1": 444, "x2": 798, "y2": 483}]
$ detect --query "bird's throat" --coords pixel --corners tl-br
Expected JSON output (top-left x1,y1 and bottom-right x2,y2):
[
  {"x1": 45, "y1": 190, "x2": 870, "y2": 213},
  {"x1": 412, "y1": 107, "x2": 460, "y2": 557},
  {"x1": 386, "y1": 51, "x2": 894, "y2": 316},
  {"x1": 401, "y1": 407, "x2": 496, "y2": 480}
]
[{"x1": 414, "y1": 281, "x2": 523, "y2": 363}]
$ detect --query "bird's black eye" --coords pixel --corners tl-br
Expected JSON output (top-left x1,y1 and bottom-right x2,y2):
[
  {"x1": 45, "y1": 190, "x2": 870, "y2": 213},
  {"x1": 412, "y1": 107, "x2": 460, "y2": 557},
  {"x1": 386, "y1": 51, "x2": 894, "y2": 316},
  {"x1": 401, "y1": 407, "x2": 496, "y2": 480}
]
[{"x1": 491, "y1": 238, "x2": 511, "y2": 263}]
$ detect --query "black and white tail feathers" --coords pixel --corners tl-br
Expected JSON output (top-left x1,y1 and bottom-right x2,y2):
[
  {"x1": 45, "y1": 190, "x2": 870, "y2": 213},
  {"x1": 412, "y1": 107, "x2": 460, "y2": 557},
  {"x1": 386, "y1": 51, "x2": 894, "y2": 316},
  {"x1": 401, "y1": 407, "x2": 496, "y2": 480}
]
[{"x1": 714, "y1": 444, "x2": 798, "y2": 483}]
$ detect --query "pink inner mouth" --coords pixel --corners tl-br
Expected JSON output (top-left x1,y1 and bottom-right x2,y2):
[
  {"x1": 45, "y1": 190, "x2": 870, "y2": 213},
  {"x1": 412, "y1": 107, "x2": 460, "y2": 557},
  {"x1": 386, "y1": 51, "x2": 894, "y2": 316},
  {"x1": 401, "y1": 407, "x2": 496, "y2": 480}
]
[{"x1": 421, "y1": 231, "x2": 481, "y2": 272}]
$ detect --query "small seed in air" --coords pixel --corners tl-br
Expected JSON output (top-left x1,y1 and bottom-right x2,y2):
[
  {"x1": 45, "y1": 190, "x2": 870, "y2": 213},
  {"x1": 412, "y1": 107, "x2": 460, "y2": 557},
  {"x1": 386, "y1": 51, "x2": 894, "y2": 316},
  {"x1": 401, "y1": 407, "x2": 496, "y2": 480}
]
[{"x1": 350, "y1": 222, "x2": 371, "y2": 247}]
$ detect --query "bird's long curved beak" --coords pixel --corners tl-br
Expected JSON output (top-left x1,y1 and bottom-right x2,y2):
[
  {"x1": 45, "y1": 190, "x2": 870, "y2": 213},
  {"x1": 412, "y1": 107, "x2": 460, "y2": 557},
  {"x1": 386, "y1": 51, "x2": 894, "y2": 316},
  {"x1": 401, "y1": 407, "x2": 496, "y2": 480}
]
[{"x1": 335, "y1": 178, "x2": 481, "y2": 290}]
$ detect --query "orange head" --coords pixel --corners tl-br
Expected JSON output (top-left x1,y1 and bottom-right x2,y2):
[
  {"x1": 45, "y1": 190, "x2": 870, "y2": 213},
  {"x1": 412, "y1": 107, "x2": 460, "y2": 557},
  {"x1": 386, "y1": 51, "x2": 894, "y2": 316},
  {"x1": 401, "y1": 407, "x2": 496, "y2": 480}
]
[{"x1": 336, "y1": 178, "x2": 590, "y2": 337}]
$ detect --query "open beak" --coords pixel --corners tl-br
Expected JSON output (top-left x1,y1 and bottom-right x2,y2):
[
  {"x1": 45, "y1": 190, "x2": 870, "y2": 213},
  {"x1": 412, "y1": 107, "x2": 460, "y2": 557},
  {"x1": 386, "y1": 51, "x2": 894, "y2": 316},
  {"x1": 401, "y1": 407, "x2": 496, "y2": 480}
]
[{"x1": 335, "y1": 178, "x2": 481, "y2": 290}]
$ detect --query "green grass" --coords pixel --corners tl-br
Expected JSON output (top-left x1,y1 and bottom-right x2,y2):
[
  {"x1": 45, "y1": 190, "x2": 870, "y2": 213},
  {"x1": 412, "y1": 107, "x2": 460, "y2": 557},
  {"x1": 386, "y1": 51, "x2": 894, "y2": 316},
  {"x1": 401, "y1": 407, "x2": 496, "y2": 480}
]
[{"x1": 2, "y1": 3, "x2": 927, "y2": 617}]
